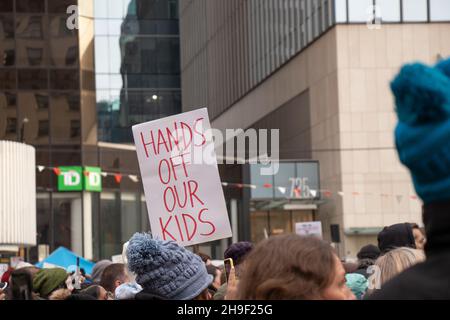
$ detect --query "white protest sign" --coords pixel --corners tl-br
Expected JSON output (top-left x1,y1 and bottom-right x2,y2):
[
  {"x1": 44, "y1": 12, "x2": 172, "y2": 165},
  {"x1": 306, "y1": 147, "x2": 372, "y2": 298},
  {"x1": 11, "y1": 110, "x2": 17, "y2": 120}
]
[
  {"x1": 132, "y1": 108, "x2": 232, "y2": 247},
  {"x1": 295, "y1": 221, "x2": 323, "y2": 239}
]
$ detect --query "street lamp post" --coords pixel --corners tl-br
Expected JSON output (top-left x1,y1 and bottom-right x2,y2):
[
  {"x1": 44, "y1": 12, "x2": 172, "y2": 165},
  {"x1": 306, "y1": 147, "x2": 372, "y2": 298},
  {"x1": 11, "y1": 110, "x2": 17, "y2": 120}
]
[{"x1": 19, "y1": 117, "x2": 29, "y2": 143}]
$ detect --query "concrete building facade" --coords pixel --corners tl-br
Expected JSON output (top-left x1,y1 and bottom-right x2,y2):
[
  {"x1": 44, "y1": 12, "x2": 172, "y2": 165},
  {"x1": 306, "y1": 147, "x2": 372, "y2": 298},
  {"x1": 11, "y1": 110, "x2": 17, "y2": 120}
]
[{"x1": 179, "y1": 0, "x2": 450, "y2": 257}]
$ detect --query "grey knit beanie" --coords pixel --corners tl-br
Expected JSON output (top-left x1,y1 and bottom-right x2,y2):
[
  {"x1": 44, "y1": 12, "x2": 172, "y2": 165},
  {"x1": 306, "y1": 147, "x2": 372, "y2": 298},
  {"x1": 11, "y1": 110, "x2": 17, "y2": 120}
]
[{"x1": 126, "y1": 233, "x2": 213, "y2": 300}]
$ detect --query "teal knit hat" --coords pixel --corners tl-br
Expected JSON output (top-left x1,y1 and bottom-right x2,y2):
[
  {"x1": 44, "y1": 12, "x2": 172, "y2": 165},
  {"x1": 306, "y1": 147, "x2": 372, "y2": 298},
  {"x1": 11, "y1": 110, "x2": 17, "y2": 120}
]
[
  {"x1": 345, "y1": 273, "x2": 368, "y2": 300},
  {"x1": 391, "y1": 57, "x2": 450, "y2": 204}
]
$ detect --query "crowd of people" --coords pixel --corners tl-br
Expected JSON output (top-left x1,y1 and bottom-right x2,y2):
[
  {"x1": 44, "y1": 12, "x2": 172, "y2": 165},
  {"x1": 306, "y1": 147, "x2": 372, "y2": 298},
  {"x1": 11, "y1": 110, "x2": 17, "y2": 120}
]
[
  {"x1": 0, "y1": 222, "x2": 434, "y2": 300},
  {"x1": 1, "y1": 49, "x2": 450, "y2": 302}
]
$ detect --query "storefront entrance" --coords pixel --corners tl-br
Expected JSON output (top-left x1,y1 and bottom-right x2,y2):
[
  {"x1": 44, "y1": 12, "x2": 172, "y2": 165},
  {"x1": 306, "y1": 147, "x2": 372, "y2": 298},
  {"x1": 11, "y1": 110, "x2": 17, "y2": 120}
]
[{"x1": 250, "y1": 209, "x2": 314, "y2": 243}]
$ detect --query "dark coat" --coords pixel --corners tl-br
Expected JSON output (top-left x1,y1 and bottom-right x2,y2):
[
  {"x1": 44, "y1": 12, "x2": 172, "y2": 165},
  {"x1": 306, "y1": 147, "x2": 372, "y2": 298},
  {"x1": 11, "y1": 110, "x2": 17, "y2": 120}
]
[{"x1": 368, "y1": 201, "x2": 450, "y2": 299}]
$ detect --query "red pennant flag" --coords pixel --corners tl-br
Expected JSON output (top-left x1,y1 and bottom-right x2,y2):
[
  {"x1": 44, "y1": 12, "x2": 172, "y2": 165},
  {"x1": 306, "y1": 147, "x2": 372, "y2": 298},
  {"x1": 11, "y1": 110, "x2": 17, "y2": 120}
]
[
  {"x1": 53, "y1": 167, "x2": 61, "y2": 176},
  {"x1": 114, "y1": 174, "x2": 122, "y2": 184},
  {"x1": 294, "y1": 187, "x2": 301, "y2": 197},
  {"x1": 236, "y1": 183, "x2": 243, "y2": 189},
  {"x1": 84, "y1": 171, "x2": 90, "y2": 177},
  {"x1": 263, "y1": 183, "x2": 272, "y2": 188}
]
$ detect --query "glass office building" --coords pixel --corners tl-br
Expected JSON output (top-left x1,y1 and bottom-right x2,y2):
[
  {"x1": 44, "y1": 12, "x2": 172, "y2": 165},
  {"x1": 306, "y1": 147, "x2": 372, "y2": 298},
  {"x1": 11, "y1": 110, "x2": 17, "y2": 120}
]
[
  {"x1": 95, "y1": 0, "x2": 181, "y2": 143},
  {"x1": 1, "y1": 0, "x2": 182, "y2": 262},
  {"x1": 0, "y1": 0, "x2": 97, "y2": 261}
]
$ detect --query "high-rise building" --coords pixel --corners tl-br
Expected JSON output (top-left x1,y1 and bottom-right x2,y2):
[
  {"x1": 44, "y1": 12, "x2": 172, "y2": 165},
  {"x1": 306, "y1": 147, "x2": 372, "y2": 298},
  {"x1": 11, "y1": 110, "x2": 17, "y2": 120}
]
[
  {"x1": 179, "y1": 0, "x2": 450, "y2": 257},
  {"x1": 95, "y1": 0, "x2": 181, "y2": 143},
  {"x1": 0, "y1": 0, "x2": 182, "y2": 262}
]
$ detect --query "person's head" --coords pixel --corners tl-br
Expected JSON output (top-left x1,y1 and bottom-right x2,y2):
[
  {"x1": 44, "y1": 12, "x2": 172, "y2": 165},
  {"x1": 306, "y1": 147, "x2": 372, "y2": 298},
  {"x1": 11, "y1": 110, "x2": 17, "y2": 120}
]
[
  {"x1": 206, "y1": 265, "x2": 222, "y2": 290},
  {"x1": 65, "y1": 293, "x2": 97, "y2": 300},
  {"x1": 345, "y1": 273, "x2": 368, "y2": 300},
  {"x1": 99, "y1": 263, "x2": 130, "y2": 295},
  {"x1": 91, "y1": 260, "x2": 113, "y2": 284},
  {"x1": 377, "y1": 223, "x2": 416, "y2": 254},
  {"x1": 114, "y1": 282, "x2": 143, "y2": 300},
  {"x1": 80, "y1": 284, "x2": 110, "y2": 300},
  {"x1": 224, "y1": 241, "x2": 253, "y2": 266},
  {"x1": 48, "y1": 288, "x2": 72, "y2": 300},
  {"x1": 356, "y1": 244, "x2": 381, "y2": 269},
  {"x1": 224, "y1": 241, "x2": 254, "y2": 277},
  {"x1": 342, "y1": 262, "x2": 358, "y2": 274},
  {"x1": 391, "y1": 57, "x2": 450, "y2": 206},
  {"x1": 32, "y1": 268, "x2": 69, "y2": 299},
  {"x1": 126, "y1": 232, "x2": 213, "y2": 300},
  {"x1": 410, "y1": 223, "x2": 426, "y2": 250},
  {"x1": 375, "y1": 247, "x2": 426, "y2": 286},
  {"x1": 237, "y1": 235, "x2": 355, "y2": 300},
  {"x1": 197, "y1": 252, "x2": 212, "y2": 266},
  {"x1": 10, "y1": 268, "x2": 35, "y2": 300},
  {"x1": 357, "y1": 244, "x2": 380, "y2": 262}
]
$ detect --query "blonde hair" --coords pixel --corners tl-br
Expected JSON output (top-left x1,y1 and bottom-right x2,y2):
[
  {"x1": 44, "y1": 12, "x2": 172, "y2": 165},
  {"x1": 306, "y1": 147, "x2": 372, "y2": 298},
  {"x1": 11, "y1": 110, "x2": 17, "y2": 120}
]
[
  {"x1": 49, "y1": 289, "x2": 72, "y2": 300},
  {"x1": 375, "y1": 247, "x2": 425, "y2": 286}
]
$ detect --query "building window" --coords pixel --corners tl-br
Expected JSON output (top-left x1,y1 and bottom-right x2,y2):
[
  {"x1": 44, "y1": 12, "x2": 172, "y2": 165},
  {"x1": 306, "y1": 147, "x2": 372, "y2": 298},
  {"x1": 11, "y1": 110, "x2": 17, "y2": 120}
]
[
  {"x1": 348, "y1": 0, "x2": 373, "y2": 22},
  {"x1": 67, "y1": 94, "x2": 80, "y2": 111},
  {"x1": 2, "y1": 49, "x2": 15, "y2": 66},
  {"x1": 35, "y1": 94, "x2": 49, "y2": 109},
  {"x1": 430, "y1": 0, "x2": 450, "y2": 21},
  {"x1": 70, "y1": 120, "x2": 81, "y2": 139},
  {"x1": 5, "y1": 92, "x2": 16, "y2": 108},
  {"x1": 0, "y1": 15, "x2": 15, "y2": 38},
  {"x1": 334, "y1": 0, "x2": 347, "y2": 22},
  {"x1": 18, "y1": 69, "x2": 48, "y2": 90},
  {"x1": 27, "y1": 47, "x2": 44, "y2": 66},
  {"x1": 376, "y1": 0, "x2": 401, "y2": 22},
  {"x1": 0, "y1": 0, "x2": 13, "y2": 12},
  {"x1": 38, "y1": 119, "x2": 49, "y2": 138},
  {"x1": 18, "y1": 16, "x2": 44, "y2": 39},
  {"x1": 16, "y1": 0, "x2": 45, "y2": 13},
  {"x1": 6, "y1": 117, "x2": 17, "y2": 135},
  {"x1": 402, "y1": 0, "x2": 428, "y2": 21},
  {"x1": 65, "y1": 46, "x2": 79, "y2": 66}
]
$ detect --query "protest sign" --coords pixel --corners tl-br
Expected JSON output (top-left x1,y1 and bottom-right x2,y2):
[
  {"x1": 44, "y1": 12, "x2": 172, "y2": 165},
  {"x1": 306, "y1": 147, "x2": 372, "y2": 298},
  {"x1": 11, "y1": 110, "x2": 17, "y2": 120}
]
[
  {"x1": 132, "y1": 108, "x2": 232, "y2": 247},
  {"x1": 295, "y1": 221, "x2": 323, "y2": 239}
]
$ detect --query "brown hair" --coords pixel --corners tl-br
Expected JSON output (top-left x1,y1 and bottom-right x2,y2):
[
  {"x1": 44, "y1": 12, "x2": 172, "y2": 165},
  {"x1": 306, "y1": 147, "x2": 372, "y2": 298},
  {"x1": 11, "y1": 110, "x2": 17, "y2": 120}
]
[
  {"x1": 237, "y1": 235, "x2": 336, "y2": 300},
  {"x1": 100, "y1": 263, "x2": 127, "y2": 293}
]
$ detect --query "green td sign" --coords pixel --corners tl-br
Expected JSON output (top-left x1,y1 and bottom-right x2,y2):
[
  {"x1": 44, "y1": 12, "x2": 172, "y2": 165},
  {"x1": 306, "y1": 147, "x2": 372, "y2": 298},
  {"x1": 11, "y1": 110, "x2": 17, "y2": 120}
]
[
  {"x1": 58, "y1": 166, "x2": 102, "y2": 192},
  {"x1": 84, "y1": 166, "x2": 102, "y2": 192}
]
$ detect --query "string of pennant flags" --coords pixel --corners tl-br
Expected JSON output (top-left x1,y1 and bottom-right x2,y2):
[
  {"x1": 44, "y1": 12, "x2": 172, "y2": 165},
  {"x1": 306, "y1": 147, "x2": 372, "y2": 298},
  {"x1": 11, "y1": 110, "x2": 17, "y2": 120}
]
[
  {"x1": 219, "y1": 181, "x2": 420, "y2": 202},
  {"x1": 36, "y1": 165, "x2": 420, "y2": 202}
]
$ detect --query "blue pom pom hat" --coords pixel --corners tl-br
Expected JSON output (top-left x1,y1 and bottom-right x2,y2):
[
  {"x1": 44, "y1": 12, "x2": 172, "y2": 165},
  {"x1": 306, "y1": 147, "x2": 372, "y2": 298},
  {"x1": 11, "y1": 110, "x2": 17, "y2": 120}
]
[
  {"x1": 391, "y1": 57, "x2": 450, "y2": 204},
  {"x1": 126, "y1": 233, "x2": 213, "y2": 300}
]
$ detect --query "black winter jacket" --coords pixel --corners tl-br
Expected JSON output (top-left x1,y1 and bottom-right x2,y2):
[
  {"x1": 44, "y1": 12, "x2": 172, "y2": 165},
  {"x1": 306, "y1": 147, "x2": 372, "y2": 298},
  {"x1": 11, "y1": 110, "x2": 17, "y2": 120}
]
[{"x1": 369, "y1": 201, "x2": 450, "y2": 299}]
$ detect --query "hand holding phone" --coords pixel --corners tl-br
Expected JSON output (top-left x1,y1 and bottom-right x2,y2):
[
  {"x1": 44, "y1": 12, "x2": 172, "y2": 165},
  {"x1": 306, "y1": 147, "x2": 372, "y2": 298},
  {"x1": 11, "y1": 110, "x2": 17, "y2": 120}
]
[
  {"x1": 224, "y1": 264, "x2": 238, "y2": 300},
  {"x1": 0, "y1": 282, "x2": 8, "y2": 291},
  {"x1": 223, "y1": 258, "x2": 235, "y2": 283}
]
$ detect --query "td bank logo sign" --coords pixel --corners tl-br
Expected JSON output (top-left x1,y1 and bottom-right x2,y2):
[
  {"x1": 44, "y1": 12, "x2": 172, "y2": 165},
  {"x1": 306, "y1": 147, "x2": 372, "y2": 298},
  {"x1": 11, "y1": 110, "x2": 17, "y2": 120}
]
[{"x1": 58, "y1": 166, "x2": 102, "y2": 192}]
